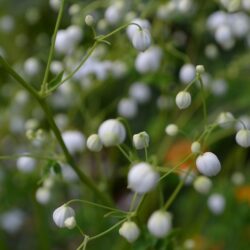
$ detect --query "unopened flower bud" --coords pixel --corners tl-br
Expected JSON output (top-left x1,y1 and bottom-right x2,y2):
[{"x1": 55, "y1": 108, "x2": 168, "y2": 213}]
[
  {"x1": 191, "y1": 141, "x2": 201, "y2": 154},
  {"x1": 147, "y1": 210, "x2": 172, "y2": 238},
  {"x1": 132, "y1": 28, "x2": 151, "y2": 52},
  {"x1": 133, "y1": 131, "x2": 149, "y2": 150},
  {"x1": 165, "y1": 124, "x2": 178, "y2": 136},
  {"x1": 217, "y1": 112, "x2": 234, "y2": 128},
  {"x1": 52, "y1": 204, "x2": 75, "y2": 228},
  {"x1": 196, "y1": 152, "x2": 221, "y2": 177},
  {"x1": 87, "y1": 134, "x2": 103, "y2": 152},
  {"x1": 85, "y1": 14, "x2": 95, "y2": 26},
  {"x1": 175, "y1": 91, "x2": 191, "y2": 109},
  {"x1": 128, "y1": 162, "x2": 159, "y2": 194},
  {"x1": 235, "y1": 129, "x2": 250, "y2": 148},
  {"x1": 64, "y1": 216, "x2": 76, "y2": 229},
  {"x1": 193, "y1": 176, "x2": 212, "y2": 194},
  {"x1": 16, "y1": 156, "x2": 36, "y2": 173},
  {"x1": 98, "y1": 119, "x2": 126, "y2": 147},
  {"x1": 196, "y1": 65, "x2": 205, "y2": 74},
  {"x1": 119, "y1": 221, "x2": 140, "y2": 243},
  {"x1": 62, "y1": 131, "x2": 86, "y2": 154}
]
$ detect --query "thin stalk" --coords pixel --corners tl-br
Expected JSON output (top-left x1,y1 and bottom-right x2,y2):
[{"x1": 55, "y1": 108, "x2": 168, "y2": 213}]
[
  {"x1": 117, "y1": 145, "x2": 133, "y2": 163},
  {"x1": 197, "y1": 74, "x2": 207, "y2": 128},
  {"x1": 41, "y1": 0, "x2": 65, "y2": 94},
  {"x1": 88, "y1": 219, "x2": 127, "y2": 241},
  {"x1": 164, "y1": 167, "x2": 192, "y2": 210}
]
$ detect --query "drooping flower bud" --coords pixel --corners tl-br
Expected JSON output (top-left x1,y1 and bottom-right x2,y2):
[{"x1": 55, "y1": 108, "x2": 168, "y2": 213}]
[
  {"x1": 98, "y1": 119, "x2": 126, "y2": 147},
  {"x1": 133, "y1": 131, "x2": 149, "y2": 150},
  {"x1": 53, "y1": 204, "x2": 75, "y2": 228},
  {"x1": 87, "y1": 134, "x2": 103, "y2": 152},
  {"x1": 175, "y1": 91, "x2": 192, "y2": 109},
  {"x1": 147, "y1": 210, "x2": 172, "y2": 238},
  {"x1": 119, "y1": 221, "x2": 140, "y2": 243},
  {"x1": 196, "y1": 152, "x2": 221, "y2": 177},
  {"x1": 132, "y1": 28, "x2": 151, "y2": 52},
  {"x1": 128, "y1": 162, "x2": 159, "y2": 194},
  {"x1": 235, "y1": 129, "x2": 250, "y2": 148},
  {"x1": 191, "y1": 141, "x2": 201, "y2": 154}
]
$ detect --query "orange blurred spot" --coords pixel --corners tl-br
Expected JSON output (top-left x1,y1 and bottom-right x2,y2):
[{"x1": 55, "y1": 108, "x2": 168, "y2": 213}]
[
  {"x1": 165, "y1": 140, "x2": 194, "y2": 170},
  {"x1": 235, "y1": 185, "x2": 250, "y2": 204}
]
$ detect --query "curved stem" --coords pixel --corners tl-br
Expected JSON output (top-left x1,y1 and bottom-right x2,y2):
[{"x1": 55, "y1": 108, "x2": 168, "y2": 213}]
[{"x1": 41, "y1": 0, "x2": 65, "y2": 94}]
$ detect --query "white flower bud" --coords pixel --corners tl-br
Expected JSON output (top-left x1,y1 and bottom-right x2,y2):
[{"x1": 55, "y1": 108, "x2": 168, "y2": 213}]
[
  {"x1": 179, "y1": 64, "x2": 196, "y2": 84},
  {"x1": 175, "y1": 91, "x2": 191, "y2": 109},
  {"x1": 64, "y1": 216, "x2": 76, "y2": 229},
  {"x1": 132, "y1": 28, "x2": 151, "y2": 52},
  {"x1": 126, "y1": 18, "x2": 151, "y2": 40},
  {"x1": 193, "y1": 176, "x2": 212, "y2": 194},
  {"x1": 191, "y1": 141, "x2": 201, "y2": 154},
  {"x1": 16, "y1": 156, "x2": 36, "y2": 173},
  {"x1": 87, "y1": 134, "x2": 103, "y2": 152},
  {"x1": 52, "y1": 204, "x2": 75, "y2": 228},
  {"x1": 105, "y1": 5, "x2": 122, "y2": 25},
  {"x1": 235, "y1": 129, "x2": 250, "y2": 148},
  {"x1": 119, "y1": 221, "x2": 140, "y2": 243},
  {"x1": 133, "y1": 131, "x2": 149, "y2": 150},
  {"x1": 147, "y1": 210, "x2": 172, "y2": 238},
  {"x1": 165, "y1": 124, "x2": 178, "y2": 136},
  {"x1": 196, "y1": 152, "x2": 221, "y2": 177},
  {"x1": 62, "y1": 131, "x2": 86, "y2": 154},
  {"x1": 50, "y1": 60, "x2": 63, "y2": 74},
  {"x1": 85, "y1": 14, "x2": 95, "y2": 26},
  {"x1": 36, "y1": 187, "x2": 51, "y2": 204},
  {"x1": 196, "y1": 65, "x2": 205, "y2": 74},
  {"x1": 216, "y1": 112, "x2": 234, "y2": 128},
  {"x1": 98, "y1": 119, "x2": 126, "y2": 147},
  {"x1": 207, "y1": 193, "x2": 225, "y2": 215},
  {"x1": 128, "y1": 162, "x2": 159, "y2": 194}
]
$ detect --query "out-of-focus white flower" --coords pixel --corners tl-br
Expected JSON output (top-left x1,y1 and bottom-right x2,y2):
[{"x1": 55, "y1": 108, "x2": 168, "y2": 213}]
[
  {"x1": 118, "y1": 98, "x2": 138, "y2": 118},
  {"x1": 235, "y1": 129, "x2": 250, "y2": 148},
  {"x1": 196, "y1": 152, "x2": 221, "y2": 177},
  {"x1": 62, "y1": 130, "x2": 86, "y2": 154},
  {"x1": 50, "y1": 0, "x2": 61, "y2": 11},
  {"x1": 216, "y1": 112, "x2": 235, "y2": 128},
  {"x1": 50, "y1": 60, "x2": 63, "y2": 74},
  {"x1": 64, "y1": 216, "x2": 76, "y2": 229},
  {"x1": 211, "y1": 79, "x2": 228, "y2": 96},
  {"x1": 128, "y1": 162, "x2": 159, "y2": 194},
  {"x1": 98, "y1": 119, "x2": 126, "y2": 147},
  {"x1": 105, "y1": 4, "x2": 123, "y2": 25},
  {"x1": 24, "y1": 57, "x2": 41, "y2": 76},
  {"x1": 0, "y1": 15, "x2": 15, "y2": 33},
  {"x1": 52, "y1": 204, "x2": 75, "y2": 228},
  {"x1": 87, "y1": 134, "x2": 103, "y2": 152},
  {"x1": 129, "y1": 82, "x2": 151, "y2": 104},
  {"x1": 193, "y1": 176, "x2": 212, "y2": 194},
  {"x1": 207, "y1": 193, "x2": 225, "y2": 215},
  {"x1": 36, "y1": 187, "x2": 51, "y2": 204},
  {"x1": 16, "y1": 156, "x2": 36, "y2": 173},
  {"x1": 165, "y1": 124, "x2": 178, "y2": 136},
  {"x1": 147, "y1": 210, "x2": 172, "y2": 238},
  {"x1": 179, "y1": 64, "x2": 196, "y2": 84},
  {"x1": 119, "y1": 221, "x2": 140, "y2": 243},
  {"x1": 235, "y1": 116, "x2": 250, "y2": 131},
  {"x1": 135, "y1": 46, "x2": 162, "y2": 73},
  {"x1": 191, "y1": 141, "x2": 201, "y2": 154},
  {"x1": 205, "y1": 44, "x2": 219, "y2": 59},
  {"x1": 231, "y1": 172, "x2": 245, "y2": 186},
  {"x1": 85, "y1": 14, "x2": 95, "y2": 26}
]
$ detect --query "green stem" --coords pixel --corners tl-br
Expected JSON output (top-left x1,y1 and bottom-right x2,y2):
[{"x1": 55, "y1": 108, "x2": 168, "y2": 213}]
[
  {"x1": 0, "y1": 56, "x2": 112, "y2": 206},
  {"x1": 164, "y1": 166, "x2": 192, "y2": 210},
  {"x1": 41, "y1": 0, "x2": 65, "y2": 94},
  {"x1": 197, "y1": 74, "x2": 207, "y2": 128},
  {"x1": 88, "y1": 219, "x2": 126, "y2": 241},
  {"x1": 38, "y1": 99, "x2": 112, "y2": 205}
]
